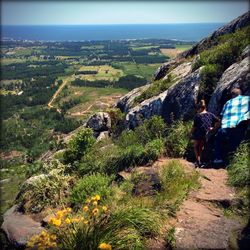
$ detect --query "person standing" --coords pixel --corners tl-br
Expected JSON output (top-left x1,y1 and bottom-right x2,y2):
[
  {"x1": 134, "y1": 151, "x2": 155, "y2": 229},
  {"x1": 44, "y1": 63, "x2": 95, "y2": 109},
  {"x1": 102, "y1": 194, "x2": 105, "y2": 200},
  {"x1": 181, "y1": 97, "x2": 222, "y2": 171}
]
[
  {"x1": 191, "y1": 100, "x2": 220, "y2": 167},
  {"x1": 214, "y1": 88, "x2": 250, "y2": 164}
]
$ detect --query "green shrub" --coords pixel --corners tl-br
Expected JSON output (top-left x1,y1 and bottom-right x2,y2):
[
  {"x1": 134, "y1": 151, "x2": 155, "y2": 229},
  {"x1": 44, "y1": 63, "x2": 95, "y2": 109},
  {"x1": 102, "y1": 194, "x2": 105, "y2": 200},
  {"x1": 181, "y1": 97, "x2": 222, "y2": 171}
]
[
  {"x1": 19, "y1": 161, "x2": 73, "y2": 213},
  {"x1": 106, "y1": 108, "x2": 126, "y2": 137},
  {"x1": 145, "y1": 138, "x2": 165, "y2": 162},
  {"x1": 193, "y1": 25, "x2": 250, "y2": 101},
  {"x1": 63, "y1": 128, "x2": 95, "y2": 164},
  {"x1": 134, "y1": 116, "x2": 166, "y2": 144},
  {"x1": 117, "y1": 116, "x2": 166, "y2": 148},
  {"x1": 106, "y1": 206, "x2": 161, "y2": 237},
  {"x1": 165, "y1": 120, "x2": 192, "y2": 157},
  {"x1": 70, "y1": 173, "x2": 114, "y2": 207},
  {"x1": 227, "y1": 142, "x2": 250, "y2": 188},
  {"x1": 157, "y1": 160, "x2": 199, "y2": 213},
  {"x1": 104, "y1": 144, "x2": 147, "y2": 174}
]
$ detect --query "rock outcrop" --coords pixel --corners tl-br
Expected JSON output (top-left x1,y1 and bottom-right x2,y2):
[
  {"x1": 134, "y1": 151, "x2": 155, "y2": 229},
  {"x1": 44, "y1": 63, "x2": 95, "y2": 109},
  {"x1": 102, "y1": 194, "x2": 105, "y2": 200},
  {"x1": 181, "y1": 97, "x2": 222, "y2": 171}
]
[
  {"x1": 208, "y1": 54, "x2": 250, "y2": 115},
  {"x1": 1, "y1": 205, "x2": 43, "y2": 247},
  {"x1": 86, "y1": 112, "x2": 111, "y2": 132},
  {"x1": 179, "y1": 11, "x2": 250, "y2": 58},
  {"x1": 125, "y1": 90, "x2": 169, "y2": 129},
  {"x1": 154, "y1": 59, "x2": 178, "y2": 81},
  {"x1": 162, "y1": 67, "x2": 202, "y2": 122},
  {"x1": 125, "y1": 62, "x2": 197, "y2": 128},
  {"x1": 116, "y1": 85, "x2": 150, "y2": 113}
]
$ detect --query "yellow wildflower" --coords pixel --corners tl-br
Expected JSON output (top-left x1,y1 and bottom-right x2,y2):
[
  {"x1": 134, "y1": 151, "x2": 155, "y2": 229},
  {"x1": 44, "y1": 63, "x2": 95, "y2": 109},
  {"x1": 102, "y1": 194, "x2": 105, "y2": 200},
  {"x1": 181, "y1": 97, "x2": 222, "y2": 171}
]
[
  {"x1": 83, "y1": 206, "x2": 89, "y2": 212},
  {"x1": 50, "y1": 234, "x2": 57, "y2": 241},
  {"x1": 85, "y1": 198, "x2": 91, "y2": 203},
  {"x1": 66, "y1": 207, "x2": 72, "y2": 212},
  {"x1": 99, "y1": 243, "x2": 112, "y2": 250},
  {"x1": 71, "y1": 217, "x2": 80, "y2": 223},
  {"x1": 93, "y1": 201, "x2": 98, "y2": 206},
  {"x1": 102, "y1": 206, "x2": 108, "y2": 212},
  {"x1": 92, "y1": 208, "x2": 99, "y2": 216},
  {"x1": 65, "y1": 217, "x2": 71, "y2": 224},
  {"x1": 94, "y1": 195, "x2": 101, "y2": 201},
  {"x1": 56, "y1": 210, "x2": 64, "y2": 218},
  {"x1": 83, "y1": 220, "x2": 89, "y2": 224},
  {"x1": 53, "y1": 218, "x2": 61, "y2": 227}
]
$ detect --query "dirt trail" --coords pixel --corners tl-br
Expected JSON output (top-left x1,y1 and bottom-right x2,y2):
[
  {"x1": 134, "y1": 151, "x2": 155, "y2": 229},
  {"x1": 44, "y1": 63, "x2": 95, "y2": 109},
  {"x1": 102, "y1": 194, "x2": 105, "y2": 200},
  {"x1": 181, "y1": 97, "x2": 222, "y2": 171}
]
[
  {"x1": 145, "y1": 158, "x2": 242, "y2": 250},
  {"x1": 48, "y1": 77, "x2": 71, "y2": 111}
]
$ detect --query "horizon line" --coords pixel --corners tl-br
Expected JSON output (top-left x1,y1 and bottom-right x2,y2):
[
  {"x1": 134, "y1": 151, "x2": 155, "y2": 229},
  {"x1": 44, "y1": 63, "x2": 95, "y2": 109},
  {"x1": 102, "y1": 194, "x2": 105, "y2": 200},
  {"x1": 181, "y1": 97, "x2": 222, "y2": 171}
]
[{"x1": 2, "y1": 22, "x2": 226, "y2": 26}]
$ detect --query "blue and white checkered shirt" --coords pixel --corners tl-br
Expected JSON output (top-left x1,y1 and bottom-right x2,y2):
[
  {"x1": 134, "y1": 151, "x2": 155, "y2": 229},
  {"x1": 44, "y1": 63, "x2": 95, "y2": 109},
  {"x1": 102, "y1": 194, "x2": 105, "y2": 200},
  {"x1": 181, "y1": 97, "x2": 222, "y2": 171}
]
[{"x1": 221, "y1": 95, "x2": 250, "y2": 129}]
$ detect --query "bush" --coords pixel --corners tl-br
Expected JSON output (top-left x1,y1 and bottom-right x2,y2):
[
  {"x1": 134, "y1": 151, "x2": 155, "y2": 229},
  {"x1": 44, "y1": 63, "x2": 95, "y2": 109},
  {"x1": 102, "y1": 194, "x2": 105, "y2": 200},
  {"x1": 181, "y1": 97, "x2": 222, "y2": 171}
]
[
  {"x1": 104, "y1": 144, "x2": 147, "y2": 174},
  {"x1": 117, "y1": 116, "x2": 166, "y2": 148},
  {"x1": 165, "y1": 120, "x2": 192, "y2": 157},
  {"x1": 19, "y1": 161, "x2": 73, "y2": 213},
  {"x1": 63, "y1": 128, "x2": 95, "y2": 164},
  {"x1": 28, "y1": 196, "x2": 161, "y2": 250},
  {"x1": 157, "y1": 160, "x2": 199, "y2": 213},
  {"x1": 106, "y1": 108, "x2": 126, "y2": 137},
  {"x1": 145, "y1": 138, "x2": 165, "y2": 162},
  {"x1": 70, "y1": 173, "x2": 114, "y2": 207},
  {"x1": 227, "y1": 142, "x2": 250, "y2": 188},
  {"x1": 192, "y1": 25, "x2": 250, "y2": 102}
]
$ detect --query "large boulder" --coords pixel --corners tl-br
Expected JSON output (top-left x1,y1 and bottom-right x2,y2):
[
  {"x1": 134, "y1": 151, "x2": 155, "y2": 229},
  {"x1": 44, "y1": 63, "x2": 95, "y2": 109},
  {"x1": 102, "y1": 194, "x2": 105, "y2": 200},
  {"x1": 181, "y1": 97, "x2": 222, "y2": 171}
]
[
  {"x1": 208, "y1": 55, "x2": 250, "y2": 115},
  {"x1": 162, "y1": 67, "x2": 202, "y2": 122},
  {"x1": 116, "y1": 85, "x2": 150, "y2": 113},
  {"x1": 1, "y1": 205, "x2": 44, "y2": 247},
  {"x1": 86, "y1": 112, "x2": 111, "y2": 132},
  {"x1": 125, "y1": 90, "x2": 169, "y2": 129}
]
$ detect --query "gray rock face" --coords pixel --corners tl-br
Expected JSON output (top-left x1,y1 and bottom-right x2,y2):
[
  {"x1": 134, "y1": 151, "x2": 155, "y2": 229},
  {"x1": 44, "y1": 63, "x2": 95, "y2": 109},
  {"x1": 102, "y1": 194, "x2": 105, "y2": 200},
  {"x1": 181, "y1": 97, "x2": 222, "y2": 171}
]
[
  {"x1": 154, "y1": 59, "x2": 177, "y2": 80},
  {"x1": 162, "y1": 68, "x2": 202, "y2": 122},
  {"x1": 125, "y1": 90, "x2": 169, "y2": 129},
  {"x1": 180, "y1": 11, "x2": 250, "y2": 58},
  {"x1": 1, "y1": 205, "x2": 43, "y2": 247},
  {"x1": 96, "y1": 131, "x2": 109, "y2": 142},
  {"x1": 163, "y1": 61, "x2": 192, "y2": 81},
  {"x1": 116, "y1": 85, "x2": 150, "y2": 113},
  {"x1": 241, "y1": 44, "x2": 250, "y2": 59},
  {"x1": 86, "y1": 112, "x2": 111, "y2": 132},
  {"x1": 208, "y1": 56, "x2": 250, "y2": 115}
]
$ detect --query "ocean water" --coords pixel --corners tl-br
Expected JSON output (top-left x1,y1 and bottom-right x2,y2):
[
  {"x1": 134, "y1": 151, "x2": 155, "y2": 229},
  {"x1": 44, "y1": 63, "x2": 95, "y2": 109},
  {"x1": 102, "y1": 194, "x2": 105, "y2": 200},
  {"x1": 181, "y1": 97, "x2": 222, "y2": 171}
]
[{"x1": 1, "y1": 23, "x2": 224, "y2": 42}]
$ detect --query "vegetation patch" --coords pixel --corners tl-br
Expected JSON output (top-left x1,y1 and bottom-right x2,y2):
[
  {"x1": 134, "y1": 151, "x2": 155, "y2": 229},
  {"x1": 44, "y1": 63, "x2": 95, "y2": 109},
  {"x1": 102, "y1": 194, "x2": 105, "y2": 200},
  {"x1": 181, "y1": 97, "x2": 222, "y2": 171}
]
[
  {"x1": 193, "y1": 25, "x2": 250, "y2": 102},
  {"x1": 133, "y1": 74, "x2": 176, "y2": 105}
]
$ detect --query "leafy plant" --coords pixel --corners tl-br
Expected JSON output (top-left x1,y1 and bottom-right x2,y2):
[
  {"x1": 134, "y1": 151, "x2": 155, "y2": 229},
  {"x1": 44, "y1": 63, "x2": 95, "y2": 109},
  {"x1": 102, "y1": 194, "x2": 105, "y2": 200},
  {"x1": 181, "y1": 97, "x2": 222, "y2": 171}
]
[
  {"x1": 165, "y1": 120, "x2": 192, "y2": 157},
  {"x1": 227, "y1": 142, "x2": 250, "y2": 188},
  {"x1": 19, "y1": 161, "x2": 74, "y2": 213},
  {"x1": 157, "y1": 160, "x2": 199, "y2": 214},
  {"x1": 63, "y1": 128, "x2": 95, "y2": 164},
  {"x1": 70, "y1": 173, "x2": 114, "y2": 207}
]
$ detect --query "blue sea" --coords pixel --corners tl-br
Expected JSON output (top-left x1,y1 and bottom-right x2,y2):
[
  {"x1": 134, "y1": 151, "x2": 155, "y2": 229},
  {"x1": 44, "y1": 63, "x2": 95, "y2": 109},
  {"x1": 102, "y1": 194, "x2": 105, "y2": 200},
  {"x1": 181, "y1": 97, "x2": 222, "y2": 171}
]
[{"x1": 2, "y1": 23, "x2": 224, "y2": 42}]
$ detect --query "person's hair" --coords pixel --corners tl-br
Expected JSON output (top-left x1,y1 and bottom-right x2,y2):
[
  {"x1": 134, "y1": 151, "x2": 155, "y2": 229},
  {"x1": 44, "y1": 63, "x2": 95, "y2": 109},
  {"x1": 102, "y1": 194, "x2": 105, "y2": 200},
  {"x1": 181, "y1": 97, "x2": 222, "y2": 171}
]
[
  {"x1": 197, "y1": 99, "x2": 206, "y2": 111},
  {"x1": 231, "y1": 88, "x2": 241, "y2": 97}
]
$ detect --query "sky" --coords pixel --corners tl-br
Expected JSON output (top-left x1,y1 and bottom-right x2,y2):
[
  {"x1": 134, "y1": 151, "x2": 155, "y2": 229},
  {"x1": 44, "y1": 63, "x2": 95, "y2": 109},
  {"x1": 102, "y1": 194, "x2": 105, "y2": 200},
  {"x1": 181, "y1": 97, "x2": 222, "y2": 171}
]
[{"x1": 1, "y1": 1, "x2": 249, "y2": 25}]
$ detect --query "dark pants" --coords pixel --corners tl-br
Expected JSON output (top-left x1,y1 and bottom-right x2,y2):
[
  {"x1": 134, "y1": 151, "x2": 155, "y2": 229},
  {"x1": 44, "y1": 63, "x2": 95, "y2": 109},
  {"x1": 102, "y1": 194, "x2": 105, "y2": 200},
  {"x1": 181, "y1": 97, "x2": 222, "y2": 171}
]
[{"x1": 214, "y1": 125, "x2": 247, "y2": 160}]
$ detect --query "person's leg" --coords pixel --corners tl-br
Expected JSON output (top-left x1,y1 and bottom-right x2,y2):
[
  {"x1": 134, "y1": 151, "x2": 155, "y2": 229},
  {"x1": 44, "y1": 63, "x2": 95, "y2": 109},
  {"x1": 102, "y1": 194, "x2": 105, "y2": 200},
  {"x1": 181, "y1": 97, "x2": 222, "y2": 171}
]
[
  {"x1": 193, "y1": 140, "x2": 199, "y2": 161},
  {"x1": 198, "y1": 139, "x2": 205, "y2": 164},
  {"x1": 229, "y1": 127, "x2": 247, "y2": 153},
  {"x1": 214, "y1": 128, "x2": 227, "y2": 161}
]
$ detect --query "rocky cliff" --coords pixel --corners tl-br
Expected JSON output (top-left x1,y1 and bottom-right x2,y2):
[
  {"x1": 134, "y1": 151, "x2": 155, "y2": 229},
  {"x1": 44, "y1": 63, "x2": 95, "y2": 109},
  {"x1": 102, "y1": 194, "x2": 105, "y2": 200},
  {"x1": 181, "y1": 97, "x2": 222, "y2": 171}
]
[{"x1": 116, "y1": 11, "x2": 250, "y2": 128}]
